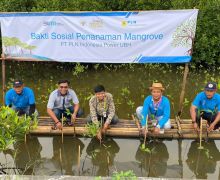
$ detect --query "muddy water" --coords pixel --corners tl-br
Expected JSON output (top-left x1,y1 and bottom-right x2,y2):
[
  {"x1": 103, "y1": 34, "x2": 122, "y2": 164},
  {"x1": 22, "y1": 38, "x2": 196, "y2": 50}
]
[{"x1": 1, "y1": 136, "x2": 220, "y2": 179}]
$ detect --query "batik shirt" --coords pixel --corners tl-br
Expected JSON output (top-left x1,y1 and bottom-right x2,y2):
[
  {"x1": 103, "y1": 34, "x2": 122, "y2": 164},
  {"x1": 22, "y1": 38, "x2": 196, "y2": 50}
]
[{"x1": 89, "y1": 92, "x2": 115, "y2": 124}]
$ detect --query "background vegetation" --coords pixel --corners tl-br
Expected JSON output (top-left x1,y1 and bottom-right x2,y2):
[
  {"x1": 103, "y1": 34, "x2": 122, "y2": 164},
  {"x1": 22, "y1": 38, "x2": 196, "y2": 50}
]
[{"x1": 0, "y1": 0, "x2": 219, "y2": 66}]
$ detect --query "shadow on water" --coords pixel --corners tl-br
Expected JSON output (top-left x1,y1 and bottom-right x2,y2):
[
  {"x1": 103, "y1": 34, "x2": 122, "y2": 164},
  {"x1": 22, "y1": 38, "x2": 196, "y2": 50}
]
[
  {"x1": 186, "y1": 140, "x2": 220, "y2": 179},
  {"x1": 2, "y1": 135, "x2": 42, "y2": 175},
  {"x1": 1, "y1": 137, "x2": 220, "y2": 178},
  {"x1": 135, "y1": 140, "x2": 169, "y2": 177},
  {"x1": 83, "y1": 137, "x2": 119, "y2": 176},
  {"x1": 52, "y1": 136, "x2": 85, "y2": 175},
  {"x1": 36, "y1": 136, "x2": 85, "y2": 176}
]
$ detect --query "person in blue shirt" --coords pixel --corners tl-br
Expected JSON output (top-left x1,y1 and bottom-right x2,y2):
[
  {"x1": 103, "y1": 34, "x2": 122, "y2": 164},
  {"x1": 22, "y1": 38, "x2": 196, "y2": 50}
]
[
  {"x1": 190, "y1": 82, "x2": 220, "y2": 131},
  {"x1": 136, "y1": 82, "x2": 171, "y2": 134},
  {"x1": 5, "y1": 80, "x2": 37, "y2": 116}
]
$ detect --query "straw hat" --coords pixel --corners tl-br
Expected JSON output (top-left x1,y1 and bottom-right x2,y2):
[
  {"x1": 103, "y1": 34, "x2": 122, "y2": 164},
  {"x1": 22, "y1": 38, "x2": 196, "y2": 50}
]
[{"x1": 149, "y1": 82, "x2": 165, "y2": 91}]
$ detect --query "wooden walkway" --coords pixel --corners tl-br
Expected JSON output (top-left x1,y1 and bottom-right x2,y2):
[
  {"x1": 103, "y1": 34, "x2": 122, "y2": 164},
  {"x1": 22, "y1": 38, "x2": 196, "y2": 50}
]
[{"x1": 29, "y1": 117, "x2": 220, "y2": 139}]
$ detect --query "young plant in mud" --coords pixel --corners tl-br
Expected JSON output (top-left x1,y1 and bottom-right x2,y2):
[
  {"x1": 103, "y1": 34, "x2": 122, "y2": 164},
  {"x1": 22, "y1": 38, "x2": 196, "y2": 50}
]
[
  {"x1": 84, "y1": 121, "x2": 101, "y2": 138},
  {"x1": 140, "y1": 144, "x2": 152, "y2": 153},
  {"x1": 112, "y1": 170, "x2": 137, "y2": 180},
  {"x1": 0, "y1": 106, "x2": 38, "y2": 151}
]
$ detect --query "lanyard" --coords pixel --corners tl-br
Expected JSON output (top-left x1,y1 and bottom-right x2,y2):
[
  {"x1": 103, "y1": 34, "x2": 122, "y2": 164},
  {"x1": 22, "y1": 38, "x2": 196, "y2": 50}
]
[{"x1": 153, "y1": 97, "x2": 162, "y2": 116}]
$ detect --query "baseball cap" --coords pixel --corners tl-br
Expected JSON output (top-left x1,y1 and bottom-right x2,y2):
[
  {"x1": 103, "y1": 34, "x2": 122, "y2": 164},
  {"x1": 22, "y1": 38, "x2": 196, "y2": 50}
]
[
  {"x1": 204, "y1": 82, "x2": 217, "y2": 91},
  {"x1": 13, "y1": 80, "x2": 23, "y2": 87}
]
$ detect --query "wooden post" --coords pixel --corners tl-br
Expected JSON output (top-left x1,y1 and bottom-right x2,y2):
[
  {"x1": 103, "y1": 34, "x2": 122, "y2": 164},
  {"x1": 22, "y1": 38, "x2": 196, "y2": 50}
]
[
  {"x1": 1, "y1": 54, "x2": 6, "y2": 103},
  {"x1": 178, "y1": 63, "x2": 189, "y2": 117}
]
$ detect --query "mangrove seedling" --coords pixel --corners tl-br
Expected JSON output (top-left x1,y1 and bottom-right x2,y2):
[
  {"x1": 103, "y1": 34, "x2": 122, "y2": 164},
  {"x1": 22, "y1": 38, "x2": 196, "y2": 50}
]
[
  {"x1": 84, "y1": 122, "x2": 101, "y2": 138},
  {"x1": 0, "y1": 106, "x2": 38, "y2": 150},
  {"x1": 112, "y1": 170, "x2": 137, "y2": 180}
]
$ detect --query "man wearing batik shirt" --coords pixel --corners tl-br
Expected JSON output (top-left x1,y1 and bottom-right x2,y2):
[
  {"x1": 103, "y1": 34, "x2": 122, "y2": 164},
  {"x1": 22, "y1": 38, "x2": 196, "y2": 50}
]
[{"x1": 87, "y1": 85, "x2": 118, "y2": 139}]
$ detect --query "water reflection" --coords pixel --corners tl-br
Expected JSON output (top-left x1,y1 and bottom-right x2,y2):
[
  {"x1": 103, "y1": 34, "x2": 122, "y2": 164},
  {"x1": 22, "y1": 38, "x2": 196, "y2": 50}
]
[
  {"x1": 4, "y1": 136, "x2": 42, "y2": 175},
  {"x1": 86, "y1": 137, "x2": 119, "y2": 176},
  {"x1": 51, "y1": 136, "x2": 85, "y2": 175},
  {"x1": 186, "y1": 140, "x2": 220, "y2": 179},
  {"x1": 135, "y1": 140, "x2": 169, "y2": 177}
]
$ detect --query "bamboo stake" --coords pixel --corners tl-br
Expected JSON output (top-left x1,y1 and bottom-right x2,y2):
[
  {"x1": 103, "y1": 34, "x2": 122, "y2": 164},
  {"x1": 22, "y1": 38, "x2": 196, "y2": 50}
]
[
  {"x1": 132, "y1": 115, "x2": 141, "y2": 131},
  {"x1": 25, "y1": 134, "x2": 27, "y2": 143},
  {"x1": 198, "y1": 117, "x2": 204, "y2": 149},
  {"x1": 71, "y1": 115, "x2": 76, "y2": 137},
  {"x1": 144, "y1": 115, "x2": 148, "y2": 147},
  {"x1": 107, "y1": 155, "x2": 110, "y2": 176},
  {"x1": 59, "y1": 148, "x2": 63, "y2": 175},
  {"x1": 61, "y1": 114, "x2": 64, "y2": 144},
  {"x1": 78, "y1": 145, "x2": 81, "y2": 175},
  {"x1": 1, "y1": 53, "x2": 6, "y2": 104},
  {"x1": 24, "y1": 114, "x2": 27, "y2": 143}
]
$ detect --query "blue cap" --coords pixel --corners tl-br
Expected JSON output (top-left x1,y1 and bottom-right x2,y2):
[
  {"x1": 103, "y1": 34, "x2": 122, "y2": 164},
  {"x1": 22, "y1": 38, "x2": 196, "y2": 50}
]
[
  {"x1": 13, "y1": 80, "x2": 23, "y2": 87},
  {"x1": 204, "y1": 82, "x2": 217, "y2": 91}
]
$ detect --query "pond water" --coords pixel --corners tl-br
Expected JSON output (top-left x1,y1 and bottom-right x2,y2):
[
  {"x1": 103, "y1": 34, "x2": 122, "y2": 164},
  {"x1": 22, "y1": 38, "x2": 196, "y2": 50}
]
[
  {"x1": 1, "y1": 62, "x2": 220, "y2": 178},
  {"x1": 1, "y1": 136, "x2": 220, "y2": 179}
]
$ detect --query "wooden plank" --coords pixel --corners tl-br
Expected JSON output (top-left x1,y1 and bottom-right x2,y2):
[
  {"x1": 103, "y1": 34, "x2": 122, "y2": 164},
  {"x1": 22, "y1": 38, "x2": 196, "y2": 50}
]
[{"x1": 29, "y1": 117, "x2": 220, "y2": 139}]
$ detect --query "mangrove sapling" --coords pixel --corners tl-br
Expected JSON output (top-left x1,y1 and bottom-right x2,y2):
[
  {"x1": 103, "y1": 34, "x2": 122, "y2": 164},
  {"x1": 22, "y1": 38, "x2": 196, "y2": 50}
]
[
  {"x1": 84, "y1": 121, "x2": 101, "y2": 138},
  {"x1": 112, "y1": 170, "x2": 137, "y2": 180},
  {"x1": 65, "y1": 108, "x2": 76, "y2": 136},
  {"x1": 0, "y1": 106, "x2": 38, "y2": 151}
]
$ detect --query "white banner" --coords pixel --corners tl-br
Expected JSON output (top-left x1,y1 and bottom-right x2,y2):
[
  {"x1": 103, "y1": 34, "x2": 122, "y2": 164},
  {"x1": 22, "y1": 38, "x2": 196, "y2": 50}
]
[{"x1": 0, "y1": 10, "x2": 198, "y2": 63}]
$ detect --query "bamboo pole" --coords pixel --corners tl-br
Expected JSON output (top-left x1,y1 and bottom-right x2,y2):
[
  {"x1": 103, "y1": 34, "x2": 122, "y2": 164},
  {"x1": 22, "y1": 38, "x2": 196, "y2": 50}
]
[
  {"x1": 59, "y1": 148, "x2": 63, "y2": 174},
  {"x1": 71, "y1": 115, "x2": 76, "y2": 137},
  {"x1": 132, "y1": 114, "x2": 141, "y2": 131},
  {"x1": 24, "y1": 114, "x2": 27, "y2": 143},
  {"x1": 178, "y1": 63, "x2": 189, "y2": 117},
  {"x1": 144, "y1": 115, "x2": 148, "y2": 147},
  {"x1": 61, "y1": 114, "x2": 64, "y2": 144},
  {"x1": 78, "y1": 145, "x2": 81, "y2": 175},
  {"x1": 1, "y1": 54, "x2": 6, "y2": 103},
  {"x1": 198, "y1": 117, "x2": 204, "y2": 149}
]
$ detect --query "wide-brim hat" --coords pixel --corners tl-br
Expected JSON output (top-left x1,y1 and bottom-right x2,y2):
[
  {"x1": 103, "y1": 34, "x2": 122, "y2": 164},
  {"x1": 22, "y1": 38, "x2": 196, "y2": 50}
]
[{"x1": 149, "y1": 82, "x2": 165, "y2": 91}]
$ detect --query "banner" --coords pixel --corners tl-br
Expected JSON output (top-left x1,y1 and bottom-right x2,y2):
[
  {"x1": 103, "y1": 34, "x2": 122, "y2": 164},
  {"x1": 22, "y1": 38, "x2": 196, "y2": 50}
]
[{"x1": 0, "y1": 10, "x2": 198, "y2": 63}]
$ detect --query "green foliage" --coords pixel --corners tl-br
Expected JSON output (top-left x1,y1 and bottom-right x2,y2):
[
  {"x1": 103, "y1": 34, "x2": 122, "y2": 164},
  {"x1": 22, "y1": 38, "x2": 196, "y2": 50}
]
[
  {"x1": 84, "y1": 122, "x2": 101, "y2": 137},
  {"x1": 112, "y1": 170, "x2": 137, "y2": 180},
  {"x1": 72, "y1": 63, "x2": 88, "y2": 77},
  {"x1": 140, "y1": 143, "x2": 151, "y2": 153},
  {"x1": 121, "y1": 87, "x2": 130, "y2": 98},
  {"x1": 0, "y1": 106, "x2": 38, "y2": 150}
]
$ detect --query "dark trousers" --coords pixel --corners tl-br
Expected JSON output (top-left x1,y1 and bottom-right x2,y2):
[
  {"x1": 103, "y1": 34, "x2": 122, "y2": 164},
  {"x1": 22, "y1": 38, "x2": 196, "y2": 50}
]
[
  {"x1": 196, "y1": 111, "x2": 220, "y2": 130},
  {"x1": 53, "y1": 107, "x2": 83, "y2": 122},
  {"x1": 86, "y1": 114, "x2": 119, "y2": 125}
]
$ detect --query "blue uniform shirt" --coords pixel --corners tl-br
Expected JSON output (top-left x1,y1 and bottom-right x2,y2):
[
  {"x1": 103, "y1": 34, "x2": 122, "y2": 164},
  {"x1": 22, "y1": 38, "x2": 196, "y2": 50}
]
[
  {"x1": 192, "y1": 92, "x2": 220, "y2": 113},
  {"x1": 5, "y1": 87, "x2": 35, "y2": 108},
  {"x1": 141, "y1": 95, "x2": 170, "y2": 128}
]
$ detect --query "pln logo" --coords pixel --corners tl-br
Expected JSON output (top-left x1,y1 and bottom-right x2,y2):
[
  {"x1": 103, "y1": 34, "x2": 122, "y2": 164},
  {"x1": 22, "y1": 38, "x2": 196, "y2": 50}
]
[
  {"x1": 43, "y1": 21, "x2": 63, "y2": 26},
  {"x1": 121, "y1": 20, "x2": 137, "y2": 27},
  {"x1": 89, "y1": 19, "x2": 104, "y2": 28}
]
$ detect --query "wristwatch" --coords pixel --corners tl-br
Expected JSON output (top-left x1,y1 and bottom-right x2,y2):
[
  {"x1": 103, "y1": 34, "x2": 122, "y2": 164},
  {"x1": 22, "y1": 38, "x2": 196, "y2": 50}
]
[{"x1": 192, "y1": 121, "x2": 197, "y2": 124}]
